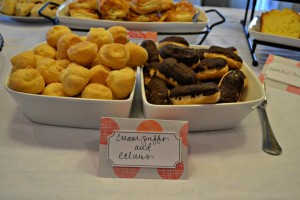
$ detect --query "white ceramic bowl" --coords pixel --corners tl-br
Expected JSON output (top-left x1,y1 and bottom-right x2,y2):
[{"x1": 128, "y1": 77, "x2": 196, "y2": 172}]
[
  {"x1": 141, "y1": 47, "x2": 265, "y2": 132},
  {"x1": 5, "y1": 75, "x2": 136, "y2": 129}
]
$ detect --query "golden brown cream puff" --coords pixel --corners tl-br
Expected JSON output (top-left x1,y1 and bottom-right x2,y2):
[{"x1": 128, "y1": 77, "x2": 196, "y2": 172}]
[
  {"x1": 67, "y1": 41, "x2": 98, "y2": 66},
  {"x1": 9, "y1": 68, "x2": 45, "y2": 94},
  {"x1": 124, "y1": 42, "x2": 148, "y2": 68},
  {"x1": 46, "y1": 25, "x2": 72, "y2": 48},
  {"x1": 81, "y1": 83, "x2": 113, "y2": 100},
  {"x1": 86, "y1": 27, "x2": 114, "y2": 49},
  {"x1": 98, "y1": 43, "x2": 129, "y2": 70}
]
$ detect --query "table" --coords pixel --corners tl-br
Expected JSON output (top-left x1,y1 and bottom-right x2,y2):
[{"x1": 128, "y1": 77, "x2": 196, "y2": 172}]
[{"x1": 1, "y1": 7, "x2": 300, "y2": 200}]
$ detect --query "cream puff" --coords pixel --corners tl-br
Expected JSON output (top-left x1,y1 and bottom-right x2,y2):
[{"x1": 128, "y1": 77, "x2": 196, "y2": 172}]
[
  {"x1": 81, "y1": 83, "x2": 113, "y2": 100},
  {"x1": 46, "y1": 25, "x2": 72, "y2": 48},
  {"x1": 67, "y1": 41, "x2": 98, "y2": 66},
  {"x1": 9, "y1": 68, "x2": 45, "y2": 94},
  {"x1": 124, "y1": 42, "x2": 148, "y2": 68},
  {"x1": 98, "y1": 43, "x2": 129, "y2": 70},
  {"x1": 59, "y1": 65, "x2": 91, "y2": 96},
  {"x1": 106, "y1": 67, "x2": 135, "y2": 99}
]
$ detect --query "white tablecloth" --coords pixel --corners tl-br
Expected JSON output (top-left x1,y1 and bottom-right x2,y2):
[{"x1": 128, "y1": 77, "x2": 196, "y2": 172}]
[{"x1": 0, "y1": 7, "x2": 300, "y2": 200}]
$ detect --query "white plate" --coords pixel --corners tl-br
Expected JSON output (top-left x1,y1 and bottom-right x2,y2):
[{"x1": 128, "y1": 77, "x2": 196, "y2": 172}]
[
  {"x1": 141, "y1": 45, "x2": 265, "y2": 132},
  {"x1": 56, "y1": 0, "x2": 208, "y2": 33},
  {"x1": 248, "y1": 16, "x2": 300, "y2": 48},
  {"x1": 0, "y1": 13, "x2": 50, "y2": 22}
]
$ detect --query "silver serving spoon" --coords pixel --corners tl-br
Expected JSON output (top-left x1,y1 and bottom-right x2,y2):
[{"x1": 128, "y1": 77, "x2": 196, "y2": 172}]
[
  {"x1": 258, "y1": 82, "x2": 282, "y2": 155},
  {"x1": 192, "y1": 11, "x2": 201, "y2": 22}
]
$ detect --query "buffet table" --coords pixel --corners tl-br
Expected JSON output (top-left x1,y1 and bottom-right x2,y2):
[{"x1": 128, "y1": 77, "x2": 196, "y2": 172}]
[{"x1": 1, "y1": 7, "x2": 300, "y2": 200}]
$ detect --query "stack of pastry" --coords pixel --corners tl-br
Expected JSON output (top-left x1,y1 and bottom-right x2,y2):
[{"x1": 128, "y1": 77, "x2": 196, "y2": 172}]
[
  {"x1": 127, "y1": 0, "x2": 198, "y2": 22},
  {"x1": 141, "y1": 36, "x2": 247, "y2": 105},
  {"x1": 68, "y1": 0, "x2": 200, "y2": 22},
  {"x1": 0, "y1": 0, "x2": 65, "y2": 17},
  {"x1": 8, "y1": 25, "x2": 148, "y2": 100},
  {"x1": 68, "y1": 0, "x2": 100, "y2": 19}
]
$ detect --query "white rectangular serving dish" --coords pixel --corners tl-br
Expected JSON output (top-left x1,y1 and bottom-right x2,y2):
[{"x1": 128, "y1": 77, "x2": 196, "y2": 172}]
[
  {"x1": 56, "y1": 0, "x2": 208, "y2": 33},
  {"x1": 141, "y1": 45, "x2": 265, "y2": 132},
  {"x1": 5, "y1": 76, "x2": 136, "y2": 130},
  {"x1": 248, "y1": 16, "x2": 300, "y2": 48}
]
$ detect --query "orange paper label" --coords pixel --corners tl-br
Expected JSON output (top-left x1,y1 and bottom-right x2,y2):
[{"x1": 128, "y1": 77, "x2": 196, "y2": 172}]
[{"x1": 128, "y1": 31, "x2": 158, "y2": 42}]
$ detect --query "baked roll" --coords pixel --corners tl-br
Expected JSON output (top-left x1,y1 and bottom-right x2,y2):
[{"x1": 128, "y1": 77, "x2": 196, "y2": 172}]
[
  {"x1": 204, "y1": 46, "x2": 243, "y2": 70},
  {"x1": 194, "y1": 58, "x2": 229, "y2": 81},
  {"x1": 146, "y1": 76, "x2": 170, "y2": 105},
  {"x1": 156, "y1": 58, "x2": 197, "y2": 87},
  {"x1": 108, "y1": 26, "x2": 129, "y2": 44},
  {"x1": 11, "y1": 51, "x2": 37, "y2": 72},
  {"x1": 106, "y1": 67, "x2": 136, "y2": 99},
  {"x1": 42, "y1": 83, "x2": 69, "y2": 97},
  {"x1": 69, "y1": 8, "x2": 100, "y2": 19},
  {"x1": 59, "y1": 65, "x2": 91, "y2": 96},
  {"x1": 129, "y1": 0, "x2": 162, "y2": 15},
  {"x1": 159, "y1": 44, "x2": 200, "y2": 69},
  {"x1": 218, "y1": 70, "x2": 247, "y2": 103},
  {"x1": 9, "y1": 68, "x2": 45, "y2": 94},
  {"x1": 0, "y1": 0, "x2": 16, "y2": 15},
  {"x1": 56, "y1": 32, "x2": 82, "y2": 60},
  {"x1": 127, "y1": 10, "x2": 161, "y2": 22},
  {"x1": 81, "y1": 83, "x2": 113, "y2": 100},
  {"x1": 15, "y1": 2, "x2": 35, "y2": 16},
  {"x1": 98, "y1": 0, "x2": 129, "y2": 20},
  {"x1": 165, "y1": 0, "x2": 197, "y2": 22},
  {"x1": 46, "y1": 25, "x2": 72, "y2": 48},
  {"x1": 67, "y1": 41, "x2": 98, "y2": 66},
  {"x1": 34, "y1": 43, "x2": 57, "y2": 59},
  {"x1": 87, "y1": 27, "x2": 114, "y2": 49},
  {"x1": 140, "y1": 40, "x2": 160, "y2": 63},
  {"x1": 124, "y1": 42, "x2": 148, "y2": 68},
  {"x1": 169, "y1": 82, "x2": 220, "y2": 105},
  {"x1": 98, "y1": 43, "x2": 129, "y2": 70}
]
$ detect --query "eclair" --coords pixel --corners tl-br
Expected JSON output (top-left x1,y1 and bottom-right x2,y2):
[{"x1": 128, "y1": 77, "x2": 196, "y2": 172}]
[
  {"x1": 146, "y1": 76, "x2": 170, "y2": 105},
  {"x1": 140, "y1": 40, "x2": 160, "y2": 63},
  {"x1": 218, "y1": 70, "x2": 247, "y2": 103},
  {"x1": 158, "y1": 36, "x2": 189, "y2": 50},
  {"x1": 159, "y1": 44, "x2": 200, "y2": 69},
  {"x1": 156, "y1": 58, "x2": 197, "y2": 87},
  {"x1": 204, "y1": 46, "x2": 243, "y2": 70},
  {"x1": 169, "y1": 82, "x2": 220, "y2": 105},
  {"x1": 194, "y1": 58, "x2": 229, "y2": 81}
]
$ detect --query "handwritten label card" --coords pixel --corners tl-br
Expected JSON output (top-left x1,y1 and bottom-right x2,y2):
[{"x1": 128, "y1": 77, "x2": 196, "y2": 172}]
[
  {"x1": 107, "y1": 131, "x2": 181, "y2": 168},
  {"x1": 99, "y1": 117, "x2": 189, "y2": 180},
  {"x1": 265, "y1": 62, "x2": 300, "y2": 88},
  {"x1": 260, "y1": 54, "x2": 300, "y2": 95}
]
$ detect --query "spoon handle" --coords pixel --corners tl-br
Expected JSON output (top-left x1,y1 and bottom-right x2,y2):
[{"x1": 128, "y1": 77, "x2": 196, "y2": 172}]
[{"x1": 259, "y1": 107, "x2": 282, "y2": 155}]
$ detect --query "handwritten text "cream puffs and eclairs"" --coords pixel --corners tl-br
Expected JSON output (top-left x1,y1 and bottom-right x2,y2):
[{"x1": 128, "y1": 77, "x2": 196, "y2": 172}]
[{"x1": 114, "y1": 133, "x2": 170, "y2": 160}]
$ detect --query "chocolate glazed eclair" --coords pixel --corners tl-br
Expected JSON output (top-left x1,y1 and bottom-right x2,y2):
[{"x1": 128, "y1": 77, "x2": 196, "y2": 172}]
[
  {"x1": 156, "y1": 57, "x2": 198, "y2": 87},
  {"x1": 194, "y1": 58, "x2": 229, "y2": 81},
  {"x1": 140, "y1": 40, "x2": 160, "y2": 63},
  {"x1": 204, "y1": 46, "x2": 243, "y2": 70},
  {"x1": 218, "y1": 70, "x2": 247, "y2": 103},
  {"x1": 169, "y1": 82, "x2": 221, "y2": 105},
  {"x1": 159, "y1": 44, "x2": 200, "y2": 69},
  {"x1": 146, "y1": 76, "x2": 170, "y2": 105},
  {"x1": 158, "y1": 36, "x2": 190, "y2": 50}
]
